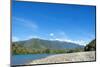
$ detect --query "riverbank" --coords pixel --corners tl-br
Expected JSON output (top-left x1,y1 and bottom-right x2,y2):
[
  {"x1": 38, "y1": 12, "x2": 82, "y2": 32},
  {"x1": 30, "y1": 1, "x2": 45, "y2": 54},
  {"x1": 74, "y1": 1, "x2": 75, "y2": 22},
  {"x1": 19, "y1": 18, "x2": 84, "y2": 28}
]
[{"x1": 29, "y1": 51, "x2": 95, "y2": 64}]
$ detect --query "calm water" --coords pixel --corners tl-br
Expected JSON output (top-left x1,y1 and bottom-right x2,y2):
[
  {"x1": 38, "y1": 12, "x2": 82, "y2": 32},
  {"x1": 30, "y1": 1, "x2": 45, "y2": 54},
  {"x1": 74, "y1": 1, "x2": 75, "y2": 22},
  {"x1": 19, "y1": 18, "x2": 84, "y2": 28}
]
[{"x1": 11, "y1": 54, "x2": 53, "y2": 65}]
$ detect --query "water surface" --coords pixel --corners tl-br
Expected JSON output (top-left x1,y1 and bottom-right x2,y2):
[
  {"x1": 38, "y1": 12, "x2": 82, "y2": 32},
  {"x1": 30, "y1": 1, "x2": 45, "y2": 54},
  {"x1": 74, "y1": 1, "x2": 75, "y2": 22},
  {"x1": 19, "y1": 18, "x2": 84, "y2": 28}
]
[{"x1": 11, "y1": 54, "x2": 53, "y2": 65}]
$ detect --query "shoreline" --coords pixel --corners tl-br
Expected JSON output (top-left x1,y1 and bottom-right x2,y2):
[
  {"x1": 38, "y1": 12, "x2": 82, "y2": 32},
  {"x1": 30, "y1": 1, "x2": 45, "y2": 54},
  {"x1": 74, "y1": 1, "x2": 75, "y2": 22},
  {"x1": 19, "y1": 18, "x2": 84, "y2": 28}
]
[{"x1": 29, "y1": 51, "x2": 95, "y2": 64}]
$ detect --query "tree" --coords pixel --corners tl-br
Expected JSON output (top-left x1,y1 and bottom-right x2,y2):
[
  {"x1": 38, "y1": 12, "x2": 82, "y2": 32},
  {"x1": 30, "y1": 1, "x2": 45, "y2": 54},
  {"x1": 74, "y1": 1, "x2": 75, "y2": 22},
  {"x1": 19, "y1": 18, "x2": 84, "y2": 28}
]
[{"x1": 84, "y1": 39, "x2": 96, "y2": 51}]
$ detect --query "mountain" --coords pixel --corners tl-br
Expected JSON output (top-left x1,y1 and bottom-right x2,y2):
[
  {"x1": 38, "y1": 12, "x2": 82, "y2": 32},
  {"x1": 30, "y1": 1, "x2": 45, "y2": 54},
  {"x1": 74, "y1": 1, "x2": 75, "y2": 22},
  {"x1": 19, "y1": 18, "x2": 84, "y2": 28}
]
[
  {"x1": 13, "y1": 38, "x2": 84, "y2": 50},
  {"x1": 84, "y1": 39, "x2": 96, "y2": 51}
]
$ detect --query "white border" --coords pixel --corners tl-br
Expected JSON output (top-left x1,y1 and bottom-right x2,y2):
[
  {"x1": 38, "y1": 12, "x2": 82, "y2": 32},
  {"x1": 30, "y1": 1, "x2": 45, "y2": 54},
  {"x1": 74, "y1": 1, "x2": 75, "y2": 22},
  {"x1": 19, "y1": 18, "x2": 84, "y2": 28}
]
[
  {"x1": 0, "y1": 0, "x2": 100, "y2": 67},
  {"x1": 17, "y1": 0, "x2": 96, "y2": 5},
  {"x1": 0, "y1": 0, "x2": 10, "y2": 67}
]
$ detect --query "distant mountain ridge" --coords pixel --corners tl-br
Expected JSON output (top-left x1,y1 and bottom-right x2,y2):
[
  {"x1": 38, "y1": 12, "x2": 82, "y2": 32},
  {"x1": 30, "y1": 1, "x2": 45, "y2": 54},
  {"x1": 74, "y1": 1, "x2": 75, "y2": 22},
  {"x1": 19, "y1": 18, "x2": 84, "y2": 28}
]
[{"x1": 13, "y1": 38, "x2": 84, "y2": 50}]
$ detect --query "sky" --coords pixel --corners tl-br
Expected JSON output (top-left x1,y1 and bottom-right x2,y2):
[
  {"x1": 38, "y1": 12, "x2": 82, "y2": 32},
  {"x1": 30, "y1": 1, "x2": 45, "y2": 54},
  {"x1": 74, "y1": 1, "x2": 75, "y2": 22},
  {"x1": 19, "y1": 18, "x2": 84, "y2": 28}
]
[{"x1": 12, "y1": 1, "x2": 96, "y2": 45}]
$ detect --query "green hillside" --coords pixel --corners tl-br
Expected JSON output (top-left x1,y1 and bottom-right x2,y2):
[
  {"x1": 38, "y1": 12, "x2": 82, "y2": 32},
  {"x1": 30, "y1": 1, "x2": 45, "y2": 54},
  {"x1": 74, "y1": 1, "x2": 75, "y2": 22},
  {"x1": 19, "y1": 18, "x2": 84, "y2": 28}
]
[{"x1": 12, "y1": 38, "x2": 84, "y2": 55}]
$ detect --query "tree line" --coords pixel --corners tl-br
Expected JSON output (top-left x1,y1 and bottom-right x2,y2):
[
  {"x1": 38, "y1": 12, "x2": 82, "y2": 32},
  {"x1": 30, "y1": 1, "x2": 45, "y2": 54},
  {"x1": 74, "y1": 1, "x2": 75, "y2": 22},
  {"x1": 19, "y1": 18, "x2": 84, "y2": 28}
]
[
  {"x1": 12, "y1": 43, "x2": 84, "y2": 55},
  {"x1": 12, "y1": 39, "x2": 96, "y2": 55}
]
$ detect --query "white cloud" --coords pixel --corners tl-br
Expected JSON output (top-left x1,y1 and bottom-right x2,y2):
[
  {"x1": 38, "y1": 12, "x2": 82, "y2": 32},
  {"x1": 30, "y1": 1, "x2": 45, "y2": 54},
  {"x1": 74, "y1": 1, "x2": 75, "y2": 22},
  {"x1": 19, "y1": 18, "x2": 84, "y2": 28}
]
[
  {"x1": 49, "y1": 31, "x2": 88, "y2": 45},
  {"x1": 26, "y1": 35, "x2": 40, "y2": 40},
  {"x1": 51, "y1": 38, "x2": 88, "y2": 45},
  {"x1": 50, "y1": 33, "x2": 54, "y2": 36},
  {"x1": 54, "y1": 31, "x2": 68, "y2": 39},
  {"x1": 64, "y1": 39, "x2": 87, "y2": 45},
  {"x1": 13, "y1": 17, "x2": 38, "y2": 31},
  {"x1": 12, "y1": 35, "x2": 41, "y2": 42},
  {"x1": 12, "y1": 36, "x2": 20, "y2": 42}
]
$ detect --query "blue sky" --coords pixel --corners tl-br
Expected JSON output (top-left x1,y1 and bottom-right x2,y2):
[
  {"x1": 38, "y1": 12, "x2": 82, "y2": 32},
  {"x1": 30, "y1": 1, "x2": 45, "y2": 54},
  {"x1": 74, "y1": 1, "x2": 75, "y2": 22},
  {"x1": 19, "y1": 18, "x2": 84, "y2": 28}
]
[{"x1": 12, "y1": 1, "x2": 96, "y2": 45}]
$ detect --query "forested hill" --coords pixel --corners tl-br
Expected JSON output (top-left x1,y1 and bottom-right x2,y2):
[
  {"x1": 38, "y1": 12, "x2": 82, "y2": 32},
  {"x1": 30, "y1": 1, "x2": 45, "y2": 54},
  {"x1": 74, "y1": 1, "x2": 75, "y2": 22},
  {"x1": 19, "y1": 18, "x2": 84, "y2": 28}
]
[
  {"x1": 84, "y1": 39, "x2": 96, "y2": 51},
  {"x1": 12, "y1": 38, "x2": 84, "y2": 55},
  {"x1": 13, "y1": 38, "x2": 83, "y2": 50}
]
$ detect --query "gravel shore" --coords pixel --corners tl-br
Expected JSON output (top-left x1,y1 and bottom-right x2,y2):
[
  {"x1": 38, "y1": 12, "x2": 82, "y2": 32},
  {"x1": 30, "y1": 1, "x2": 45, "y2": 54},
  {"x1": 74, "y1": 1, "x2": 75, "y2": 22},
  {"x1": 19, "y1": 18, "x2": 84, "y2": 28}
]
[{"x1": 29, "y1": 51, "x2": 95, "y2": 64}]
